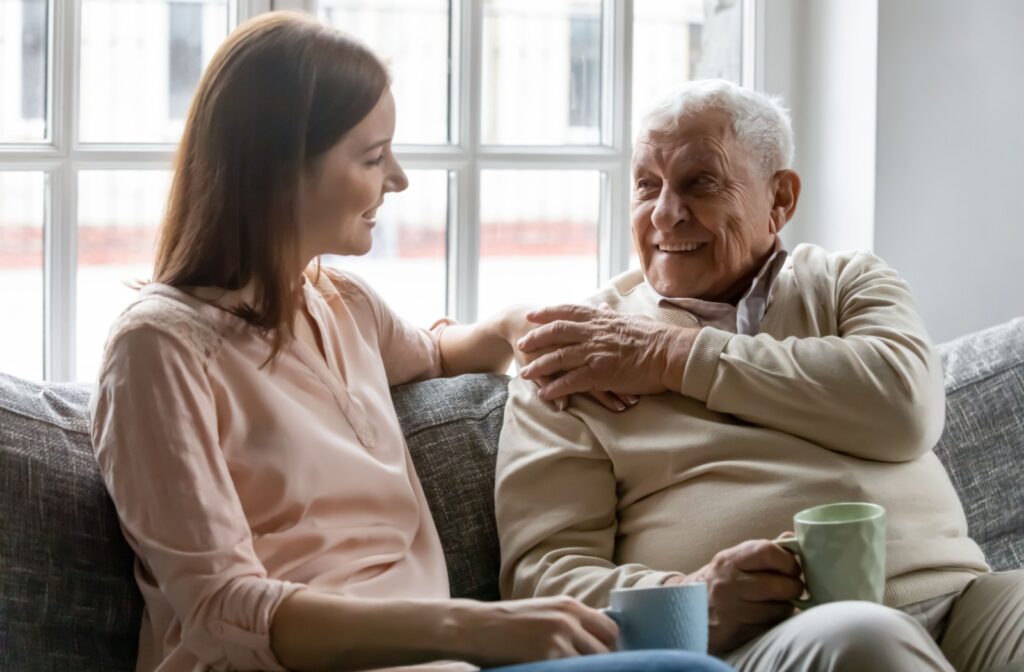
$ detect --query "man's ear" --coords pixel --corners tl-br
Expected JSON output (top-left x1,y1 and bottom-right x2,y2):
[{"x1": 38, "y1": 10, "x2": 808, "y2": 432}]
[{"x1": 768, "y1": 169, "x2": 801, "y2": 234}]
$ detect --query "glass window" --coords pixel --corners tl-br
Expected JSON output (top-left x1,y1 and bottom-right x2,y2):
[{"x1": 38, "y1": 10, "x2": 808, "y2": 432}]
[
  {"x1": 322, "y1": 169, "x2": 448, "y2": 328},
  {"x1": 478, "y1": 170, "x2": 600, "y2": 316},
  {"x1": 79, "y1": 0, "x2": 229, "y2": 143},
  {"x1": 632, "y1": 0, "x2": 743, "y2": 138},
  {"x1": 0, "y1": 172, "x2": 45, "y2": 380},
  {"x1": 319, "y1": 0, "x2": 451, "y2": 145},
  {"x1": 168, "y1": 1, "x2": 204, "y2": 120},
  {"x1": 76, "y1": 170, "x2": 171, "y2": 381},
  {"x1": 0, "y1": 0, "x2": 49, "y2": 142},
  {"x1": 482, "y1": 0, "x2": 603, "y2": 145}
]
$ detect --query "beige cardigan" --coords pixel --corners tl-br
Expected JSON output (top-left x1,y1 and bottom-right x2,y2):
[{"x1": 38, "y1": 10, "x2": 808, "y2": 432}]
[{"x1": 495, "y1": 244, "x2": 988, "y2": 610}]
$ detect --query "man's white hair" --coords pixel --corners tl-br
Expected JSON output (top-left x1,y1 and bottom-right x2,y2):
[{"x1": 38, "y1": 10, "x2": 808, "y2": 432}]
[{"x1": 639, "y1": 79, "x2": 794, "y2": 177}]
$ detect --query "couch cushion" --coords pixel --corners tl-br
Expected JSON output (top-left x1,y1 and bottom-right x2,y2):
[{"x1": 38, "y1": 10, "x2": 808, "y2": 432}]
[
  {"x1": 393, "y1": 373, "x2": 508, "y2": 601},
  {"x1": 935, "y1": 317, "x2": 1024, "y2": 571},
  {"x1": 0, "y1": 373, "x2": 142, "y2": 671}
]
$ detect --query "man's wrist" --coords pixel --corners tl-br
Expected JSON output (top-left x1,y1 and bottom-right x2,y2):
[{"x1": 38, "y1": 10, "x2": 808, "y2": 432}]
[{"x1": 659, "y1": 326, "x2": 698, "y2": 393}]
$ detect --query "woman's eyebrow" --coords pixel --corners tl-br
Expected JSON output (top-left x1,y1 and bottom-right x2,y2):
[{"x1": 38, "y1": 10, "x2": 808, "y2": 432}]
[{"x1": 362, "y1": 137, "x2": 390, "y2": 153}]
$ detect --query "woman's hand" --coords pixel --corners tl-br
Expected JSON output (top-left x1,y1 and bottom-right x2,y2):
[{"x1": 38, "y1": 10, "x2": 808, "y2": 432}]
[
  {"x1": 448, "y1": 595, "x2": 619, "y2": 667},
  {"x1": 498, "y1": 305, "x2": 639, "y2": 413}
]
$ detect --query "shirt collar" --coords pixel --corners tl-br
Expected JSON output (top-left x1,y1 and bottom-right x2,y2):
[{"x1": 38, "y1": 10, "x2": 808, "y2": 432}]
[{"x1": 649, "y1": 237, "x2": 788, "y2": 335}]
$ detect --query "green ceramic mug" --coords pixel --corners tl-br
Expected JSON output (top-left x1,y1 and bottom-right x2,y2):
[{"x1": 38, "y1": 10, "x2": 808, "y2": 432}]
[{"x1": 773, "y1": 502, "x2": 886, "y2": 608}]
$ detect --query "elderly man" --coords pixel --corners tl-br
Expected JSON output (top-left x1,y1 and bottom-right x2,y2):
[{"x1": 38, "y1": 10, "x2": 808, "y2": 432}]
[{"x1": 495, "y1": 80, "x2": 1024, "y2": 671}]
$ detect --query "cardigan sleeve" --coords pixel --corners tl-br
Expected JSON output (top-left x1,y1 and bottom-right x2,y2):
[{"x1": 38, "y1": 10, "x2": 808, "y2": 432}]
[
  {"x1": 680, "y1": 251, "x2": 946, "y2": 462},
  {"x1": 90, "y1": 325, "x2": 306, "y2": 671}
]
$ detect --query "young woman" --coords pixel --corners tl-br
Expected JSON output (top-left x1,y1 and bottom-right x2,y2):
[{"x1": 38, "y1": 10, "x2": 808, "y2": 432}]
[{"x1": 90, "y1": 12, "x2": 729, "y2": 672}]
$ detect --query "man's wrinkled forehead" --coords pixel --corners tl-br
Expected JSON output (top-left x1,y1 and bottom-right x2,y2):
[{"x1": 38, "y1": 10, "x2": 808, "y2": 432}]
[{"x1": 633, "y1": 110, "x2": 736, "y2": 169}]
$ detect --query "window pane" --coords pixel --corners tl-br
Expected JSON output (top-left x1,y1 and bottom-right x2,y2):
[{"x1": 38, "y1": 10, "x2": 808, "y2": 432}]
[
  {"x1": 482, "y1": 0, "x2": 602, "y2": 145},
  {"x1": 0, "y1": 172, "x2": 45, "y2": 380},
  {"x1": 77, "y1": 171, "x2": 170, "y2": 381},
  {"x1": 478, "y1": 170, "x2": 599, "y2": 316},
  {"x1": 0, "y1": 0, "x2": 49, "y2": 142},
  {"x1": 79, "y1": 0, "x2": 229, "y2": 143},
  {"x1": 320, "y1": 0, "x2": 450, "y2": 145},
  {"x1": 632, "y1": 0, "x2": 743, "y2": 138},
  {"x1": 322, "y1": 169, "x2": 448, "y2": 327}
]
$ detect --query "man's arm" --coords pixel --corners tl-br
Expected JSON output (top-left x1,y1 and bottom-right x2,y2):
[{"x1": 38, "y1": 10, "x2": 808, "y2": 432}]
[
  {"x1": 495, "y1": 376, "x2": 683, "y2": 607},
  {"x1": 680, "y1": 251, "x2": 945, "y2": 462},
  {"x1": 519, "y1": 252, "x2": 944, "y2": 463}
]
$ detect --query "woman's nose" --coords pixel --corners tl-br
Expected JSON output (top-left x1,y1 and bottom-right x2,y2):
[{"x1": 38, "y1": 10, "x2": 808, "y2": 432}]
[{"x1": 386, "y1": 157, "x2": 409, "y2": 193}]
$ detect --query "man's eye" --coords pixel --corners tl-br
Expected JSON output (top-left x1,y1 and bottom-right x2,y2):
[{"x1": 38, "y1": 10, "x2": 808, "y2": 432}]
[{"x1": 635, "y1": 179, "x2": 655, "y2": 191}]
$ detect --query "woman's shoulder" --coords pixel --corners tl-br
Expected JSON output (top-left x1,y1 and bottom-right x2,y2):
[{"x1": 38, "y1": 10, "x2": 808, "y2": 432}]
[{"x1": 102, "y1": 283, "x2": 227, "y2": 370}]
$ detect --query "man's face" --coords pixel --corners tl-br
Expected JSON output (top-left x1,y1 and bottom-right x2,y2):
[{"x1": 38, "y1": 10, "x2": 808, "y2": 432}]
[{"x1": 631, "y1": 109, "x2": 789, "y2": 301}]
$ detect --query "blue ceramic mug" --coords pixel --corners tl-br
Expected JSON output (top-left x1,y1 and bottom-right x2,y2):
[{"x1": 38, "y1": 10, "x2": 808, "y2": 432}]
[{"x1": 601, "y1": 583, "x2": 709, "y2": 652}]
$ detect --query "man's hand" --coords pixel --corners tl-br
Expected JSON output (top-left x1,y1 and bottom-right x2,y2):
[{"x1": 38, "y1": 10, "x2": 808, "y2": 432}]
[
  {"x1": 674, "y1": 540, "x2": 804, "y2": 654},
  {"x1": 516, "y1": 304, "x2": 699, "y2": 402},
  {"x1": 498, "y1": 304, "x2": 639, "y2": 413}
]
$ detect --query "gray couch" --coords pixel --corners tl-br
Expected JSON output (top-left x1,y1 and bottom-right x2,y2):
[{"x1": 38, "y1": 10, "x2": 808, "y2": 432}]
[{"x1": 1, "y1": 318, "x2": 1022, "y2": 671}]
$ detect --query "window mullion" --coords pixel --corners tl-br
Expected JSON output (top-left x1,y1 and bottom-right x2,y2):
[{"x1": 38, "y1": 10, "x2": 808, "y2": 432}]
[
  {"x1": 599, "y1": 0, "x2": 633, "y2": 285},
  {"x1": 450, "y1": 0, "x2": 481, "y2": 323},
  {"x1": 42, "y1": 0, "x2": 78, "y2": 381}
]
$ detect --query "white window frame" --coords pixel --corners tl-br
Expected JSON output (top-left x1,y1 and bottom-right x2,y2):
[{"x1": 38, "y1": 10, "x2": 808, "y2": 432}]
[{"x1": 0, "y1": 0, "x2": 757, "y2": 382}]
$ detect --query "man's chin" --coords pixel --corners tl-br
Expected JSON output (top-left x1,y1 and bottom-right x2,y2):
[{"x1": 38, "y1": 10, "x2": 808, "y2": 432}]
[{"x1": 646, "y1": 271, "x2": 710, "y2": 300}]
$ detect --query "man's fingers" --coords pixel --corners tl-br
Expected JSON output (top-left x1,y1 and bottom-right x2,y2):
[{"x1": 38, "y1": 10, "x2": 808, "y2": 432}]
[
  {"x1": 736, "y1": 571, "x2": 805, "y2": 603},
  {"x1": 590, "y1": 390, "x2": 627, "y2": 412},
  {"x1": 538, "y1": 367, "x2": 595, "y2": 401},
  {"x1": 731, "y1": 540, "x2": 802, "y2": 576},
  {"x1": 518, "y1": 320, "x2": 592, "y2": 353},
  {"x1": 526, "y1": 304, "x2": 600, "y2": 325},
  {"x1": 521, "y1": 346, "x2": 588, "y2": 380},
  {"x1": 728, "y1": 598, "x2": 795, "y2": 626}
]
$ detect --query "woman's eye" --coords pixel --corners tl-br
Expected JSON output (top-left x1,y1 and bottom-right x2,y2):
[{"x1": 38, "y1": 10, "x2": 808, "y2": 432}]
[{"x1": 366, "y1": 154, "x2": 385, "y2": 166}]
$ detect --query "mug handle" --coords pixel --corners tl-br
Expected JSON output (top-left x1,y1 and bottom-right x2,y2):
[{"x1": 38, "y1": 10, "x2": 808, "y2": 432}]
[{"x1": 772, "y1": 535, "x2": 815, "y2": 610}]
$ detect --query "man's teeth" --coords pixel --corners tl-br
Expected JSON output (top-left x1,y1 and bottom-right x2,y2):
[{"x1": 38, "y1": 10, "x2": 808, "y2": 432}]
[{"x1": 658, "y1": 242, "x2": 705, "y2": 252}]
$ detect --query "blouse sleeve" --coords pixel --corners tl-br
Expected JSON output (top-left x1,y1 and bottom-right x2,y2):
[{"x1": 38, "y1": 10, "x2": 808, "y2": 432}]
[
  {"x1": 90, "y1": 325, "x2": 306, "y2": 671},
  {"x1": 327, "y1": 269, "x2": 447, "y2": 386}
]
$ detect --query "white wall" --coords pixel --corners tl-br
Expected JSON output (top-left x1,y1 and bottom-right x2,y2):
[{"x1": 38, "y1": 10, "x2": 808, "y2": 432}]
[
  {"x1": 874, "y1": 0, "x2": 1024, "y2": 342},
  {"x1": 761, "y1": 0, "x2": 877, "y2": 253}
]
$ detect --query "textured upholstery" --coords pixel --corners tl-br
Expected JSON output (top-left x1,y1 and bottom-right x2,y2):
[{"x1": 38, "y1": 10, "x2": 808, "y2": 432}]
[
  {"x1": 934, "y1": 318, "x2": 1024, "y2": 571},
  {"x1": 1, "y1": 319, "x2": 1022, "y2": 670}
]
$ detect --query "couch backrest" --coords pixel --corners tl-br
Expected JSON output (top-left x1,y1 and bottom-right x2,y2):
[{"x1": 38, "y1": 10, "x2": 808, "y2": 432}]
[
  {"x1": 1, "y1": 318, "x2": 1022, "y2": 669},
  {"x1": 934, "y1": 317, "x2": 1024, "y2": 571}
]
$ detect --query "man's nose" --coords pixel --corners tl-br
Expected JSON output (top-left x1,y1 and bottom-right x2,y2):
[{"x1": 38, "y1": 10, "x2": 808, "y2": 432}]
[{"x1": 651, "y1": 189, "x2": 689, "y2": 231}]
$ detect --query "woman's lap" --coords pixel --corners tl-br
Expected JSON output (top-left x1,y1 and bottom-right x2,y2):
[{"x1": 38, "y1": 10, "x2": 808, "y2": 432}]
[{"x1": 483, "y1": 650, "x2": 733, "y2": 672}]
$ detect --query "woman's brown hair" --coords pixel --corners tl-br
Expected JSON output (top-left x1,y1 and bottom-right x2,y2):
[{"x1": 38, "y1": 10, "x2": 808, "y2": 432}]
[{"x1": 154, "y1": 11, "x2": 389, "y2": 360}]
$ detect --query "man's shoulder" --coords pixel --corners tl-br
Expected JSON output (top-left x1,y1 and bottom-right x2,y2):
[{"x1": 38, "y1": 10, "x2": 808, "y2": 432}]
[
  {"x1": 585, "y1": 269, "x2": 649, "y2": 311},
  {"x1": 787, "y1": 243, "x2": 896, "y2": 285}
]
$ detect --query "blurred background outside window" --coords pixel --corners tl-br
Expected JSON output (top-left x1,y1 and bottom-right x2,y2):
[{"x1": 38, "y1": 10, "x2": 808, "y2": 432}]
[{"x1": 0, "y1": 0, "x2": 744, "y2": 382}]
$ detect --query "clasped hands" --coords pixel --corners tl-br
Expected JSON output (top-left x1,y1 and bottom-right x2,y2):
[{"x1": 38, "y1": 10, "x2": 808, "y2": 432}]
[{"x1": 510, "y1": 303, "x2": 699, "y2": 412}]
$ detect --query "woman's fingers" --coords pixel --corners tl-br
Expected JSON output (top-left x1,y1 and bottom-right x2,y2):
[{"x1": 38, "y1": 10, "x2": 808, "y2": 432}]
[{"x1": 571, "y1": 605, "x2": 619, "y2": 652}]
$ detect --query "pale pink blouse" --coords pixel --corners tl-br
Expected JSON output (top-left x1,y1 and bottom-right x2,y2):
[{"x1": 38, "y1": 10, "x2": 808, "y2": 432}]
[{"x1": 90, "y1": 267, "x2": 456, "y2": 671}]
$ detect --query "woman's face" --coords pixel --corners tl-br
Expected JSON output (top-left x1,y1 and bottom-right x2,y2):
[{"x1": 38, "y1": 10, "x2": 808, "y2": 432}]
[{"x1": 300, "y1": 89, "x2": 408, "y2": 261}]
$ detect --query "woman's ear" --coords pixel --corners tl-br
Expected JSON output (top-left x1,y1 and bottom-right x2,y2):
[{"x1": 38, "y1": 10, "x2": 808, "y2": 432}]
[{"x1": 768, "y1": 169, "x2": 801, "y2": 234}]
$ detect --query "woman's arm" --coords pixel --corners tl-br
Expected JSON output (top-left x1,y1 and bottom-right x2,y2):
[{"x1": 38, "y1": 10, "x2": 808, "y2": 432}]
[
  {"x1": 436, "y1": 306, "x2": 527, "y2": 376},
  {"x1": 270, "y1": 590, "x2": 618, "y2": 672}
]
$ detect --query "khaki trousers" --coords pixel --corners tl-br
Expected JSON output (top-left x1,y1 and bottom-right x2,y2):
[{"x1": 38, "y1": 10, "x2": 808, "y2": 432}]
[{"x1": 723, "y1": 571, "x2": 1024, "y2": 672}]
